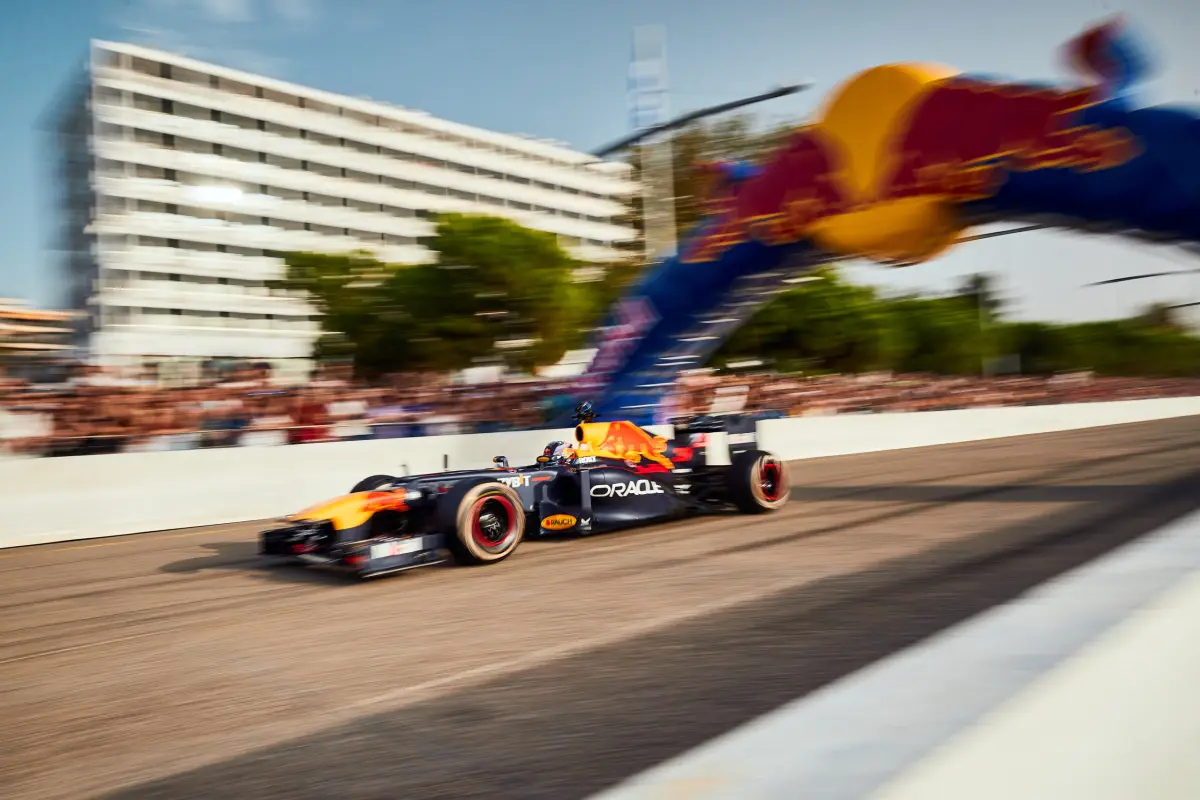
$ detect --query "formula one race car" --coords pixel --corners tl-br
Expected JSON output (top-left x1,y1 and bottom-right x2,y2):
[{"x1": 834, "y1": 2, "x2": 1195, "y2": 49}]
[{"x1": 260, "y1": 403, "x2": 790, "y2": 579}]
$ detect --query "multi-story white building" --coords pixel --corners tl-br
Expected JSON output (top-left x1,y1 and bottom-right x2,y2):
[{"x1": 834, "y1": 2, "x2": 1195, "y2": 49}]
[{"x1": 52, "y1": 40, "x2": 636, "y2": 379}]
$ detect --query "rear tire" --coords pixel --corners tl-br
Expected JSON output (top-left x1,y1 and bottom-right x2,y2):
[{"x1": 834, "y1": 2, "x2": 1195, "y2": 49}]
[
  {"x1": 444, "y1": 482, "x2": 525, "y2": 565},
  {"x1": 351, "y1": 474, "x2": 395, "y2": 493},
  {"x1": 729, "y1": 450, "x2": 791, "y2": 514}
]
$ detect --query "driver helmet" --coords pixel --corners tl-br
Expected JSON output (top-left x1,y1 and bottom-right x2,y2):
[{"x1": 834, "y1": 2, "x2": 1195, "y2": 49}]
[
  {"x1": 543, "y1": 440, "x2": 574, "y2": 464},
  {"x1": 573, "y1": 401, "x2": 596, "y2": 423}
]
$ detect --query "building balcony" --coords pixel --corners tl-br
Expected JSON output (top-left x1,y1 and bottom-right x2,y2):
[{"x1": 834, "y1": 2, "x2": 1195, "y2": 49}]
[
  {"x1": 99, "y1": 245, "x2": 286, "y2": 282},
  {"x1": 96, "y1": 174, "x2": 429, "y2": 240},
  {"x1": 91, "y1": 77, "x2": 636, "y2": 204},
  {"x1": 95, "y1": 285, "x2": 316, "y2": 317},
  {"x1": 92, "y1": 136, "x2": 634, "y2": 246},
  {"x1": 90, "y1": 211, "x2": 434, "y2": 264},
  {"x1": 92, "y1": 324, "x2": 318, "y2": 359}
]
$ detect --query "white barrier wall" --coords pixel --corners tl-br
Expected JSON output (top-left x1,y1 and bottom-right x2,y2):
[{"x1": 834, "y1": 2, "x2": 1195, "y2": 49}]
[
  {"x1": 757, "y1": 397, "x2": 1200, "y2": 461},
  {"x1": 0, "y1": 426, "x2": 576, "y2": 548},
  {"x1": 1, "y1": 399, "x2": 1198, "y2": 549}
]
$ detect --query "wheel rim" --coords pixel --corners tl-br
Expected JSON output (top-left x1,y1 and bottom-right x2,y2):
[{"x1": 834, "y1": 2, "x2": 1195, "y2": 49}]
[
  {"x1": 759, "y1": 458, "x2": 785, "y2": 503},
  {"x1": 470, "y1": 494, "x2": 519, "y2": 552}
]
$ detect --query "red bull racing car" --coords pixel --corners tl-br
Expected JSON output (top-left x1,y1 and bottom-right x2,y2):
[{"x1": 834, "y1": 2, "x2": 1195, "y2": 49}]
[{"x1": 260, "y1": 403, "x2": 791, "y2": 579}]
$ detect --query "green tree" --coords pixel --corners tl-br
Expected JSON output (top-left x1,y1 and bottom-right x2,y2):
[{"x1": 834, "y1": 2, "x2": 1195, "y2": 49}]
[
  {"x1": 421, "y1": 213, "x2": 588, "y2": 370},
  {"x1": 955, "y1": 272, "x2": 1005, "y2": 319},
  {"x1": 996, "y1": 322, "x2": 1080, "y2": 374},
  {"x1": 714, "y1": 266, "x2": 899, "y2": 373},
  {"x1": 884, "y1": 295, "x2": 985, "y2": 375},
  {"x1": 280, "y1": 250, "x2": 397, "y2": 368},
  {"x1": 281, "y1": 214, "x2": 589, "y2": 376},
  {"x1": 1137, "y1": 301, "x2": 1182, "y2": 331}
]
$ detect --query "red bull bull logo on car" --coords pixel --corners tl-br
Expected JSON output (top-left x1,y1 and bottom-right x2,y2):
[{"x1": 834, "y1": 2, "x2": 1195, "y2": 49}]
[{"x1": 682, "y1": 35, "x2": 1138, "y2": 266}]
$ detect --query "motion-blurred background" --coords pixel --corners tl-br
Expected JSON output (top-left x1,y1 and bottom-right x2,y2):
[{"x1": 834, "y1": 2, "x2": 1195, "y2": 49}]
[{"x1": 2, "y1": 0, "x2": 1199, "y2": 457}]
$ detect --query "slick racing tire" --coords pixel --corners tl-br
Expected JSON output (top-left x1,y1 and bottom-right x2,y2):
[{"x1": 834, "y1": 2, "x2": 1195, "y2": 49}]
[
  {"x1": 351, "y1": 474, "x2": 396, "y2": 493},
  {"x1": 729, "y1": 449, "x2": 791, "y2": 514},
  {"x1": 445, "y1": 481, "x2": 525, "y2": 565}
]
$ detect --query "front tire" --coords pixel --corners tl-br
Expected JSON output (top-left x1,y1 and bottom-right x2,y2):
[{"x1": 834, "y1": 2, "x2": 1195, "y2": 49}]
[
  {"x1": 351, "y1": 474, "x2": 395, "y2": 493},
  {"x1": 444, "y1": 482, "x2": 525, "y2": 565},
  {"x1": 729, "y1": 450, "x2": 791, "y2": 514}
]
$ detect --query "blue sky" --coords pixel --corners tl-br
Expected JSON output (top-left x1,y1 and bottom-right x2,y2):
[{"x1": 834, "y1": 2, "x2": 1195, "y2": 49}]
[{"x1": 2, "y1": 0, "x2": 1198, "y2": 323}]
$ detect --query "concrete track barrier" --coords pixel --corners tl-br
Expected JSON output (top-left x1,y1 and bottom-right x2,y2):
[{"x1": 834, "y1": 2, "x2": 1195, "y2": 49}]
[{"x1": 1, "y1": 398, "x2": 1198, "y2": 548}]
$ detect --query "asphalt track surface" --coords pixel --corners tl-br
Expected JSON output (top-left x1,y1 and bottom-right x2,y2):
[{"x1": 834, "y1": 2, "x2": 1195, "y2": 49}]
[{"x1": 2, "y1": 416, "x2": 1199, "y2": 800}]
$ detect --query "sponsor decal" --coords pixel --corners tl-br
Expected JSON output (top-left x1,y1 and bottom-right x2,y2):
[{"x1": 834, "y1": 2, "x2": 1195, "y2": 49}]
[
  {"x1": 499, "y1": 475, "x2": 531, "y2": 488},
  {"x1": 576, "y1": 421, "x2": 674, "y2": 472},
  {"x1": 591, "y1": 479, "x2": 666, "y2": 498},
  {"x1": 680, "y1": 60, "x2": 1137, "y2": 267},
  {"x1": 579, "y1": 517, "x2": 592, "y2": 531},
  {"x1": 671, "y1": 446, "x2": 695, "y2": 463},
  {"x1": 363, "y1": 492, "x2": 409, "y2": 513},
  {"x1": 728, "y1": 433, "x2": 755, "y2": 446},
  {"x1": 370, "y1": 538, "x2": 425, "y2": 559},
  {"x1": 576, "y1": 456, "x2": 599, "y2": 465},
  {"x1": 541, "y1": 514, "x2": 578, "y2": 531}
]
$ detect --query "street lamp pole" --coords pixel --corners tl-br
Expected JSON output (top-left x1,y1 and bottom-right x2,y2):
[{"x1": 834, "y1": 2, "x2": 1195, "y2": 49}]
[{"x1": 596, "y1": 30, "x2": 812, "y2": 264}]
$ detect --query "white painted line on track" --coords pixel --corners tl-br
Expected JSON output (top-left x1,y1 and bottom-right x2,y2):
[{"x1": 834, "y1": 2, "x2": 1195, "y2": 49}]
[
  {"x1": 871, "y1": 566, "x2": 1200, "y2": 800},
  {"x1": 591, "y1": 508, "x2": 1200, "y2": 800},
  {"x1": 0, "y1": 630, "x2": 167, "y2": 666}
]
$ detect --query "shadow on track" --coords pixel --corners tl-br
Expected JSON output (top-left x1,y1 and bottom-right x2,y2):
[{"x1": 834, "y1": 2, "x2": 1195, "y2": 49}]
[
  {"x1": 159, "y1": 542, "x2": 373, "y2": 586},
  {"x1": 788, "y1": 484, "x2": 1149, "y2": 504},
  {"x1": 107, "y1": 468, "x2": 1200, "y2": 800}
]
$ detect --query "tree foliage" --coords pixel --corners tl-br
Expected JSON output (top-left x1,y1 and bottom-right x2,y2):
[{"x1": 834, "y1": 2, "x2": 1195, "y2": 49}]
[
  {"x1": 281, "y1": 207, "x2": 1200, "y2": 382},
  {"x1": 715, "y1": 267, "x2": 1200, "y2": 378},
  {"x1": 281, "y1": 214, "x2": 590, "y2": 376}
]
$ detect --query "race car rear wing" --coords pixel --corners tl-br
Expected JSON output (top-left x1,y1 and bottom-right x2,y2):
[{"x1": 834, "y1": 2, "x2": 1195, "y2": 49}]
[{"x1": 671, "y1": 413, "x2": 758, "y2": 467}]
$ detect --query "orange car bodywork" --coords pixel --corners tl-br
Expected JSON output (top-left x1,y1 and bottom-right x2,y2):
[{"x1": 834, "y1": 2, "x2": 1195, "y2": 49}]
[
  {"x1": 288, "y1": 489, "x2": 412, "y2": 530},
  {"x1": 574, "y1": 421, "x2": 674, "y2": 471}
]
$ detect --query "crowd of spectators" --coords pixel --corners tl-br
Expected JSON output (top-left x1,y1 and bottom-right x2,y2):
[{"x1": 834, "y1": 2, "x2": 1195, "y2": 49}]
[
  {"x1": 0, "y1": 364, "x2": 565, "y2": 458},
  {"x1": 2, "y1": 363, "x2": 1199, "y2": 458},
  {"x1": 667, "y1": 371, "x2": 1200, "y2": 418}
]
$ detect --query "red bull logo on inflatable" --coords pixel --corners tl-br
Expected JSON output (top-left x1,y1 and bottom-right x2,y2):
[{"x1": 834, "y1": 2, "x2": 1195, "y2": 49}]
[{"x1": 683, "y1": 22, "x2": 1140, "y2": 266}]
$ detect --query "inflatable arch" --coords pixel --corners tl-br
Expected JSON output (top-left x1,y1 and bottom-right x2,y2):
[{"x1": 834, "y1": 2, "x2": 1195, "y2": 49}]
[{"x1": 581, "y1": 19, "x2": 1200, "y2": 423}]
